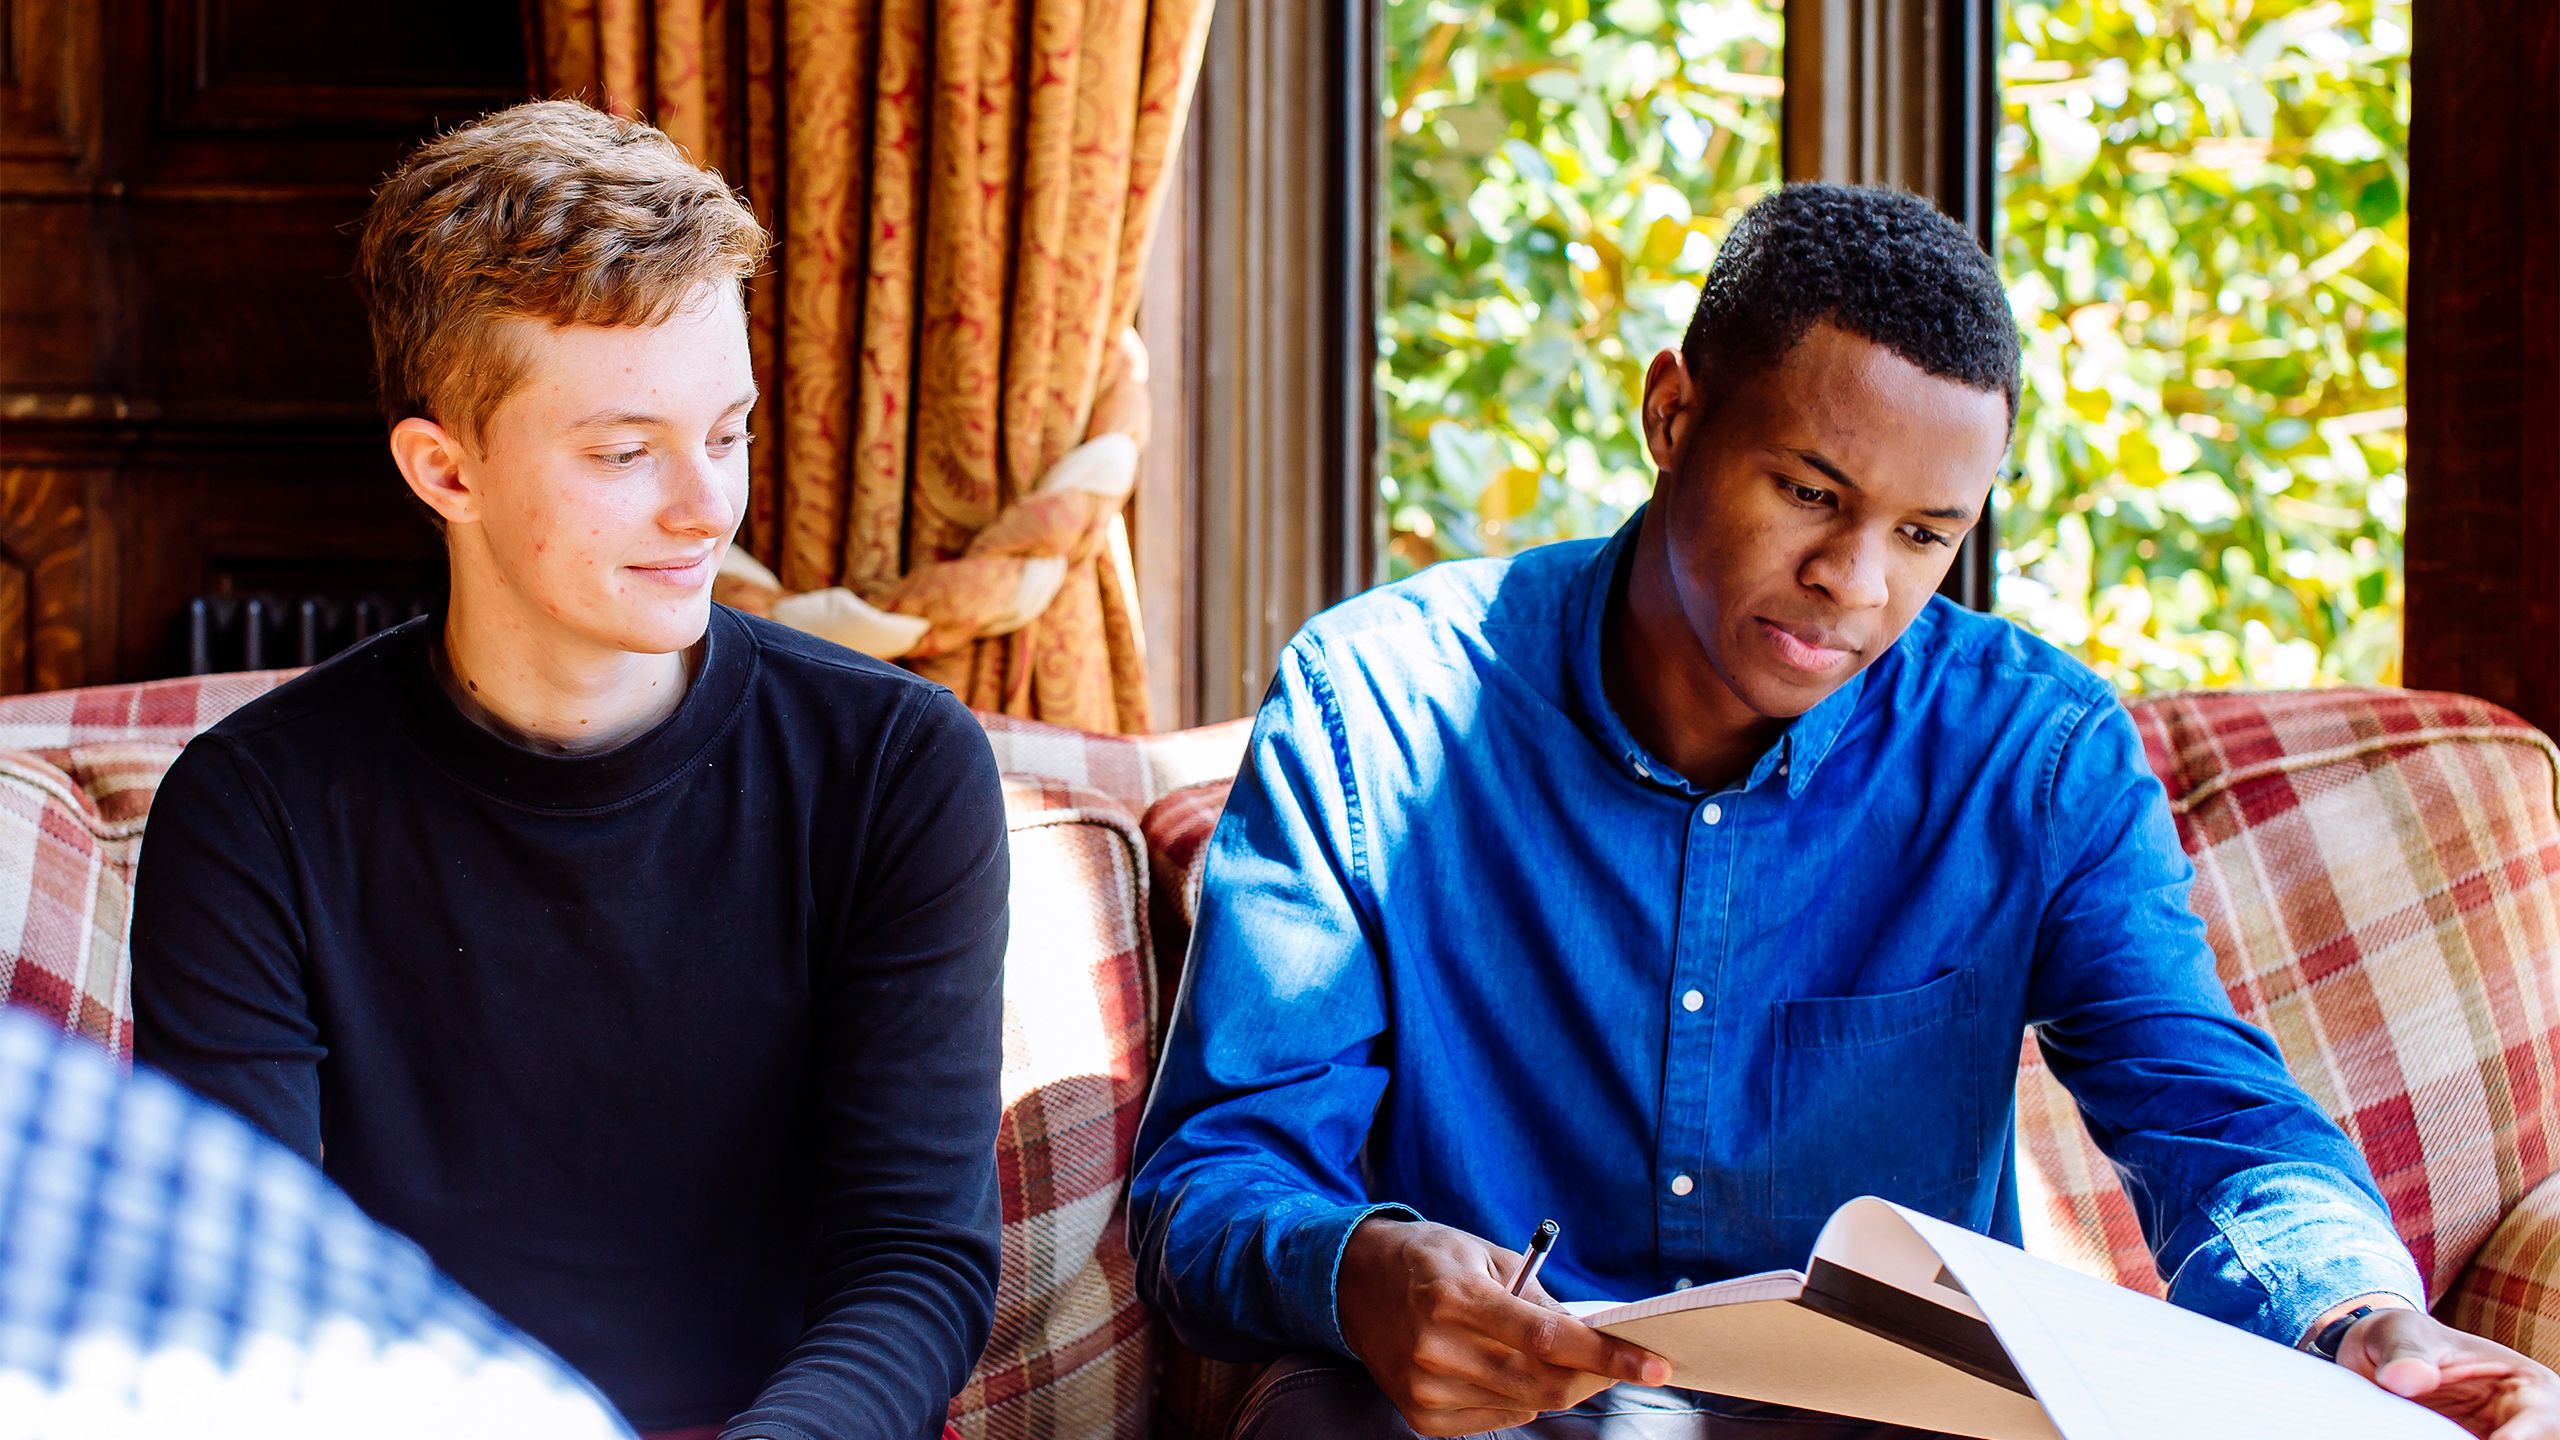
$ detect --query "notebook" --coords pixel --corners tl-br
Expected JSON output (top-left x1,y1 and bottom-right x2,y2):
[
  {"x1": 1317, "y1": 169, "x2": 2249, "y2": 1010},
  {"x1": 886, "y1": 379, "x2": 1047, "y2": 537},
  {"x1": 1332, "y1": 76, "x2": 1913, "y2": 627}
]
[{"x1": 1558, "y1": 1197, "x2": 2463, "y2": 1440}]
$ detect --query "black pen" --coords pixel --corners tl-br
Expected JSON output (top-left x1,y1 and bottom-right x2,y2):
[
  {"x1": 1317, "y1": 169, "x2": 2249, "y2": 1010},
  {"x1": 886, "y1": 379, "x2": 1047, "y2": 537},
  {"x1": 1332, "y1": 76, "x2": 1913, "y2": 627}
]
[{"x1": 1508, "y1": 1218, "x2": 1560, "y2": 1297}]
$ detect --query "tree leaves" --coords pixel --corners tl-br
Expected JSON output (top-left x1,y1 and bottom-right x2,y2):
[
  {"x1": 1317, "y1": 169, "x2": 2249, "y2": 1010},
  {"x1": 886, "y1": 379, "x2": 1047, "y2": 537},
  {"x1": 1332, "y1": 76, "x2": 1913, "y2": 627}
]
[
  {"x1": 1380, "y1": 0, "x2": 2408, "y2": 695},
  {"x1": 1380, "y1": 0, "x2": 1781, "y2": 576},
  {"x1": 1996, "y1": 0, "x2": 2409, "y2": 691}
]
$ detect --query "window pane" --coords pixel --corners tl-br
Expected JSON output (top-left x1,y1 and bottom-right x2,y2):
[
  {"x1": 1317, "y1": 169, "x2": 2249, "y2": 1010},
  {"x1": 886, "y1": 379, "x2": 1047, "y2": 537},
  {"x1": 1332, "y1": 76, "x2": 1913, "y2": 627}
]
[
  {"x1": 1379, "y1": 0, "x2": 1784, "y2": 581},
  {"x1": 1995, "y1": 0, "x2": 2411, "y2": 691}
]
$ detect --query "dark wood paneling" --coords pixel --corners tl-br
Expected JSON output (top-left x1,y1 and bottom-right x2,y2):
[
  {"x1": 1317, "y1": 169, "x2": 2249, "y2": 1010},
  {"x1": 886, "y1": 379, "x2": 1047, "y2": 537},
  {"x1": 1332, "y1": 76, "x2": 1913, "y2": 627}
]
[
  {"x1": 0, "y1": 0, "x2": 96, "y2": 171},
  {"x1": 0, "y1": 467, "x2": 95, "y2": 694},
  {"x1": 0, "y1": 0, "x2": 515, "y2": 690},
  {"x1": 124, "y1": 202, "x2": 378, "y2": 412},
  {"x1": 0, "y1": 199, "x2": 114, "y2": 394},
  {"x1": 2404, "y1": 1, "x2": 2560, "y2": 737}
]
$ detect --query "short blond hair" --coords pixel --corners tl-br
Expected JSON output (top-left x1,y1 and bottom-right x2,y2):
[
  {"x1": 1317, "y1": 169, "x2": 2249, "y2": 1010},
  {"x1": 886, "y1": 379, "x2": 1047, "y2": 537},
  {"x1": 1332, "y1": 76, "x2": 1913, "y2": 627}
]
[{"x1": 355, "y1": 98, "x2": 770, "y2": 445}]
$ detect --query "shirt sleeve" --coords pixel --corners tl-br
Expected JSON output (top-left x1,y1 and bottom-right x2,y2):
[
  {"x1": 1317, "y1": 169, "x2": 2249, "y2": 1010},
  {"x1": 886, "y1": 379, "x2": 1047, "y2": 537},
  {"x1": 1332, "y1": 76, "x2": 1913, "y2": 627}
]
[
  {"x1": 720, "y1": 690, "x2": 1008, "y2": 1440},
  {"x1": 2027, "y1": 695, "x2": 2424, "y2": 1346},
  {"x1": 130, "y1": 734, "x2": 324, "y2": 1160},
  {"x1": 1126, "y1": 639, "x2": 1418, "y2": 1364}
]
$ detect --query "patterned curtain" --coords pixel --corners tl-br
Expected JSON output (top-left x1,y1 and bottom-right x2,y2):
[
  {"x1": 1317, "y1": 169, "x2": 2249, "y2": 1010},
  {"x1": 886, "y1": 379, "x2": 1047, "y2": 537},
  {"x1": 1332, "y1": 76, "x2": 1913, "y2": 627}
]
[{"x1": 529, "y1": 0, "x2": 1215, "y2": 733}]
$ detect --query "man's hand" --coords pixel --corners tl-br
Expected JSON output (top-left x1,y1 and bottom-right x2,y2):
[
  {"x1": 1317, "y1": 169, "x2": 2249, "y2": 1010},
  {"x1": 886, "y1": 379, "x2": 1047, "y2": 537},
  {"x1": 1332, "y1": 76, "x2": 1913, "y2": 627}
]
[
  {"x1": 1335, "y1": 1216, "x2": 1673, "y2": 1437},
  {"x1": 2341, "y1": 1308, "x2": 2560, "y2": 1438}
]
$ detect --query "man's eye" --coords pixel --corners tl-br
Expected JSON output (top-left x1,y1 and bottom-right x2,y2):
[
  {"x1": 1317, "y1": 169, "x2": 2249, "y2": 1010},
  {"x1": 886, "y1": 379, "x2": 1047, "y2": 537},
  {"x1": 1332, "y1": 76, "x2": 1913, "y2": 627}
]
[
  {"x1": 1782, "y1": 480, "x2": 1832, "y2": 507},
  {"x1": 711, "y1": 431, "x2": 754, "y2": 453},
  {"x1": 1902, "y1": 525, "x2": 1953, "y2": 549},
  {"x1": 599, "y1": 448, "x2": 645, "y2": 468}
]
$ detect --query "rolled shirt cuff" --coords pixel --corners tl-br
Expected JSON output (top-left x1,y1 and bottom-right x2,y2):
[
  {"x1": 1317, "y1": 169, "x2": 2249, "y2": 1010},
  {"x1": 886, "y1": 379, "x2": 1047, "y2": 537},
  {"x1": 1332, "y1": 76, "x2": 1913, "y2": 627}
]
[
  {"x1": 1275, "y1": 1198, "x2": 1425, "y2": 1359},
  {"x1": 2163, "y1": 1162, "x2": 2426, "y2": 1347}
]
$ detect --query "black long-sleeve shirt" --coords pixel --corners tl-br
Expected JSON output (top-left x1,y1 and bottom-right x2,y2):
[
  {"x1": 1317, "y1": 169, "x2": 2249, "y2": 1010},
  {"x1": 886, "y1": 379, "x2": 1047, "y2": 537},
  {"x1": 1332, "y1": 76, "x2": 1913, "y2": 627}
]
[{"x1": 131, "y1": 606, "x2": 1007, "y2": 1440}]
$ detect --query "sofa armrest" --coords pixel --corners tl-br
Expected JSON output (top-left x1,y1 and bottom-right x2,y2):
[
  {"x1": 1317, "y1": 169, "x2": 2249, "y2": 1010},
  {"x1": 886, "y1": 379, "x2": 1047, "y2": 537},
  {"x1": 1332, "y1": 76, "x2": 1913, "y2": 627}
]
[{"x1": 2444, "y1": 1171, "x2": 2560, "y2": 1367}]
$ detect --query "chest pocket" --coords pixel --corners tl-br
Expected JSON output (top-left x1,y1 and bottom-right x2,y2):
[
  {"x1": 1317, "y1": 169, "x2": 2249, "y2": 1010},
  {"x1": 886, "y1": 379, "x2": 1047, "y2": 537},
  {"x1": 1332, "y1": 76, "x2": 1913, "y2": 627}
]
[{"x1": 1769, "y1": 967, "x2": 1981, "y2": 1220}]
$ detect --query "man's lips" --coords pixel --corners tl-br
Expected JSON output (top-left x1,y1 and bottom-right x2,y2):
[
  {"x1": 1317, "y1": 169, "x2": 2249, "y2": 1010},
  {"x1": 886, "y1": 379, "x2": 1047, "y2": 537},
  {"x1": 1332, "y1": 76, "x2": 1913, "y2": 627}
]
[
  {"x1": 1756, "y1": 617, "x2": 1855, "y2": 674},
  {"x1": 629, "y1": 553, "x2": 715, "y2": 587}
]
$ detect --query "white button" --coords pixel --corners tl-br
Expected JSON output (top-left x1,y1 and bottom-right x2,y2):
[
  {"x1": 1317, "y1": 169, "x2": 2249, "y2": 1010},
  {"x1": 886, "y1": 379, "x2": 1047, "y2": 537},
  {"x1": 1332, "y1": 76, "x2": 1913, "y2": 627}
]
[
  {"x1": 1634, "y1": 759, "x2": 1653, "y2": 780},
  {"x1": 1673, "y1": 1277, "x2": 1693, "y2": 1290},
  {"x1": 1702, "y1": 802, "x2": 1723, "y2": 826},
  {"x1": 1670, "y1": 1173, "x2": 1695, "y2": 1197},
  {"x1": 1681, "y1": 989, "x2": 1704, "y2": 1012}
]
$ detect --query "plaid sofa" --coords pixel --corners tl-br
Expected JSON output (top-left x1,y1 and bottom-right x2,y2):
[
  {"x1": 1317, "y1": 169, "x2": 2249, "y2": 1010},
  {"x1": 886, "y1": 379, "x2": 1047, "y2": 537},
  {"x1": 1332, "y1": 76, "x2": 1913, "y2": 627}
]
[{"x1": 6, "y1": 674, "x2": 2560, "y2": 1438}]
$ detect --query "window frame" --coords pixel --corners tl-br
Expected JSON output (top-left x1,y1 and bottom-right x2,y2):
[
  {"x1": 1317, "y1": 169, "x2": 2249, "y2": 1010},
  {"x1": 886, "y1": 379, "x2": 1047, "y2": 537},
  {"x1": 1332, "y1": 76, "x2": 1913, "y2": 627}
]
[{"x1": 1143, "y1": 0, "x2": 2537, "y2": 732}]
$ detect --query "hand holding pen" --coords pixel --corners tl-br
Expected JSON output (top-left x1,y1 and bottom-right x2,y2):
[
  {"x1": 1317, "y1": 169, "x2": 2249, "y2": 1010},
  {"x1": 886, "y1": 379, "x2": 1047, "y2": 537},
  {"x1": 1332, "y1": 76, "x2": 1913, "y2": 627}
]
[
  {"x1": 1334, "y1": 1211, "x2": 1673, "y2": 1434},
  {"x1": 1509, "y1": 1218, "x2": 1560, "y2": 1297}
]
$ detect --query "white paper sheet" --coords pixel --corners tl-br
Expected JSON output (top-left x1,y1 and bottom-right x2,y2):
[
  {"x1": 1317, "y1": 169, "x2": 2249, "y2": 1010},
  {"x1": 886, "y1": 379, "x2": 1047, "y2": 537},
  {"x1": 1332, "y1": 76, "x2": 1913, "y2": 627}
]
[{"x1": 1874, "y1": 1200, "x2": 2468, "y2": 1440}]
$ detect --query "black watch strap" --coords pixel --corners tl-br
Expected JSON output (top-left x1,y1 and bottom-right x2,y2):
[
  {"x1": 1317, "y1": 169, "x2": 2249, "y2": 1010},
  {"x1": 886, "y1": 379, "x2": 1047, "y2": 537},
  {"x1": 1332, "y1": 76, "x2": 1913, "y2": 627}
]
[{"x1": 2311, "y1": 1303, "x2": 2380, "y2": 1362}]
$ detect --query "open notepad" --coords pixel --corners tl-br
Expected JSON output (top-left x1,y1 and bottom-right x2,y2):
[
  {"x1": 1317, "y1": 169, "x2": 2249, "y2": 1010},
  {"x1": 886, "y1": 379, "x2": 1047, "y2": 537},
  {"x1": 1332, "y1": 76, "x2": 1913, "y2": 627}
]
[{"x1": 1560, "y1": 1197, "x2": 2463, "y2": 1440}]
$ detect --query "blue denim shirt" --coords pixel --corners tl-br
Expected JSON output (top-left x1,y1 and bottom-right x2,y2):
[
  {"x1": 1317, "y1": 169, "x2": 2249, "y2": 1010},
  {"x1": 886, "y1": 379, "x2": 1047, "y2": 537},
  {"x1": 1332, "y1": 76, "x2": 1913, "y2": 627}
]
[{"x1": 1128, "y1": 511, "x2": 2422, "y2": 1364}]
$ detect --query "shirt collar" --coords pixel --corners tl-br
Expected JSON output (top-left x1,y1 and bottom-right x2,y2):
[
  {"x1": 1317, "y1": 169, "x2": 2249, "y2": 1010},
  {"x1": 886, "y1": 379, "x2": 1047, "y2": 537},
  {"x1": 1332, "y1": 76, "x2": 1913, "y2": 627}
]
[{"x1": 1564, "y1": 506, "x2": 1867, "y2": 801}]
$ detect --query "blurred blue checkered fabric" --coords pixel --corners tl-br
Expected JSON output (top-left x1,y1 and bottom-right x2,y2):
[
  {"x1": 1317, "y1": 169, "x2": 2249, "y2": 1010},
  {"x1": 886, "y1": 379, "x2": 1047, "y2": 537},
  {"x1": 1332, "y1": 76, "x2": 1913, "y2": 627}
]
[{"x1": 0, "y1": 1004, "x2": 635, "y2": 1440}]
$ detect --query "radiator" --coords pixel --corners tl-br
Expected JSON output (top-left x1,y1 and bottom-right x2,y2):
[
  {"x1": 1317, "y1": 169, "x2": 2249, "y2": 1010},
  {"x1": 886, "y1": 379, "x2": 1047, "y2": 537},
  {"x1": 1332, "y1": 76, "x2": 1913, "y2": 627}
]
[{"x1": 183, "y1": 593, "x2": 435, "y2": 675}]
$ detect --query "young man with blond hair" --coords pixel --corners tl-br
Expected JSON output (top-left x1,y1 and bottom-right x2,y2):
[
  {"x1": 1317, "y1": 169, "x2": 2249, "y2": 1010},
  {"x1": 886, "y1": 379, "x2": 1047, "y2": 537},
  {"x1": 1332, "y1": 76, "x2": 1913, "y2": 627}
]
[{"x1": 131, "y1": 99, "x2": 1006, "y2": 1440}]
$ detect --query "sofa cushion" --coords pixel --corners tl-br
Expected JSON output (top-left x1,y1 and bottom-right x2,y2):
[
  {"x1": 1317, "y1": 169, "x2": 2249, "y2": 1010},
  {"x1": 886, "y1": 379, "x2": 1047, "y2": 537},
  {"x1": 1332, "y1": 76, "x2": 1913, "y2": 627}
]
[
  {"x1": 2017, "y1": 688, "x2": 2560, "y2": 1301},
  {"x1": 948, "y1": 776, "x2": 1161, "y2": 1440},
  {"x1": 980, "y1": 713, "x2": 1249, "y2": 823},
  {"x1": 0, "y1": 742, "x2": 187, "y2": 1059},
  {"x1": 1138, "y1": 779, "x2": 1229, "y2": 1036},
  {"x1": 0, "y1": 672, "x2": 295, "y2": 750},
  {"x1": 2442, "y1": 1170, "x2": 2560, "y2": 1363}
]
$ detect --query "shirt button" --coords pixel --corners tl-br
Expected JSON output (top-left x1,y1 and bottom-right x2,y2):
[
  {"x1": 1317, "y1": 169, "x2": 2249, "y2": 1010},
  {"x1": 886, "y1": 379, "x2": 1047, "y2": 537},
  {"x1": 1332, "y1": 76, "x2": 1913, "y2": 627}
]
[
  {"x1": 1670, "y1": 1173, "x2": 1695, "y2": 1197},
  {"x1": 1702, "y1": 802, "x2": 1723, "y2": 826},
  {"x1": 1673, "y1": 1277, "x2": 1694, "y2": 1290},
  {"x1": 1681, "y1": 989, "x2": 1704, "y2": 1012},
  {"x1": 1634, "y1": 758, "x2": 1653, "y2": 780}
]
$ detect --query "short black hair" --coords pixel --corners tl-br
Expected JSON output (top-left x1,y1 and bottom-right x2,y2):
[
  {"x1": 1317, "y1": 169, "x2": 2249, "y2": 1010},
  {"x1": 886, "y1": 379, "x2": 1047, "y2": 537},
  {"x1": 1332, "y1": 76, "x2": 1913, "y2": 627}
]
[{"x1": 1680, "y1": 183, "x2": 2019, "y2": 424}]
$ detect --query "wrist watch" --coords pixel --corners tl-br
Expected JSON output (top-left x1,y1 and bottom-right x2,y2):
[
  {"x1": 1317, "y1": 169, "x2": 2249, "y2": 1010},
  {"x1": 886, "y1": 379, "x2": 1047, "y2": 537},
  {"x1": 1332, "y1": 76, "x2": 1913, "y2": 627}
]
[{"x1": 2310, "y1": 1303, "x2": 2380, "y2": 1363}]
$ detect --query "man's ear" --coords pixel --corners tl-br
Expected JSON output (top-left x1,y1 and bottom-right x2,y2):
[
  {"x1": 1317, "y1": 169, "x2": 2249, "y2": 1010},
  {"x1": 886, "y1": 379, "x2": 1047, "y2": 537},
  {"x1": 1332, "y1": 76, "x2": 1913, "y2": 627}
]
[
  {"x1": 1640, "y1": 349, "x2": 1699, "y2": 475},
  {"x1": 388, "y1": 417, "x2": 479, "y2": 527}
]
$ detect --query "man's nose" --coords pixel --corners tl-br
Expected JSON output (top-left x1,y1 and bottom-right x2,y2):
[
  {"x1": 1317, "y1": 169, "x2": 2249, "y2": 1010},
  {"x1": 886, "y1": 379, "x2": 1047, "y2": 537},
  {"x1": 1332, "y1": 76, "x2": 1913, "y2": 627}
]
[
  {"x1": 1803, "y1": 528, "x2": 1890, "y2": 611},
  {"x1": 662, "y1": 449, "x2": 739, "y2": 539}
]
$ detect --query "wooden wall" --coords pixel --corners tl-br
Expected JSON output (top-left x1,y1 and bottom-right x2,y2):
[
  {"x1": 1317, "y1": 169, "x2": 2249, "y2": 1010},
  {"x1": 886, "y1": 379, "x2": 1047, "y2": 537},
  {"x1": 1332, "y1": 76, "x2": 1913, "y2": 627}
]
[
  {"x1": 0, "y1": 0, "x2": 526, "y2": 691},
  {"x1": 2404, "y1": 0, "x2": 2560, "y2": 739}
]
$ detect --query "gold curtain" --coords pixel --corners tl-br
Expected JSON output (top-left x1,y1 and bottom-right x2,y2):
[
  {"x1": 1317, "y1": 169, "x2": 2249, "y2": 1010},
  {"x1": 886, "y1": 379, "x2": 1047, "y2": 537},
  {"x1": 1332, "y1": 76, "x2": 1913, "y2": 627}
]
[{"x1": 530, "y1": 0, "x2": 1214, "y2": 733}]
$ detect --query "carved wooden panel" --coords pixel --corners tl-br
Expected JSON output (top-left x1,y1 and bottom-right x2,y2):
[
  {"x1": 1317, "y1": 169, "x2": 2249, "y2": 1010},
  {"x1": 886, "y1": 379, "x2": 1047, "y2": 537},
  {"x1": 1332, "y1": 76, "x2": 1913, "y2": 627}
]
[
  {"x1": 0, "y1": 552, "x2": 28, "y2": 693},
  {"x1": 0, "y1": 0, "x2": 521, "y2": 690},
  {"x1": 0, "y1": 0, "x2": 97, "y2": 172},
  {"x1": 0, "y1": 468, "x2": 95, "y2": 693}
]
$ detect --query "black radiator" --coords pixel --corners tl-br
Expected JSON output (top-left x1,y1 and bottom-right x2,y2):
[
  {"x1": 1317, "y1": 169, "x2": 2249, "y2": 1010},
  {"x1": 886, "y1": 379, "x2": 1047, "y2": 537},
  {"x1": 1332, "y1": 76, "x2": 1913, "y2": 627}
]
[{"x1": 183, "y1": 592, "x2": 436, "y2": 676}]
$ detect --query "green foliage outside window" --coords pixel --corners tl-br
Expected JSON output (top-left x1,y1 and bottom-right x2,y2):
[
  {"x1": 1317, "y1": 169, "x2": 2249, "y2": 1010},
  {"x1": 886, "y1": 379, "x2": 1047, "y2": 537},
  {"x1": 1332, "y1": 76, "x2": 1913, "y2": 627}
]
[
  {"x1": 1380, "y1": 0, "x2": 2409, "y2": 693},
  {"x1": 1380, "y1": 0, "x2": 1782, "y2": 577},
  {"x1": 1997, "y1": 0, "x2": 2409, "y2": 690}
]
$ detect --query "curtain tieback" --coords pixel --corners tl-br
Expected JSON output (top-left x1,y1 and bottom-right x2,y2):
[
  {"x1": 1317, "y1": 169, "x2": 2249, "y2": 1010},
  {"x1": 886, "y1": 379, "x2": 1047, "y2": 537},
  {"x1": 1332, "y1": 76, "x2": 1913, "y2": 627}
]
[{"x1": 716, "y1": 331, "x2": 1149, "y2": 661}]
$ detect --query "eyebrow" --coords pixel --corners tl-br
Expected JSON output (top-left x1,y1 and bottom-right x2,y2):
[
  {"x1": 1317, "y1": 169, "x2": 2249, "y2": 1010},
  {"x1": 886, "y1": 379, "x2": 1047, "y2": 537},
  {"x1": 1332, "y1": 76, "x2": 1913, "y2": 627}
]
[
  {"x1": 1788, "y1": 447, "x2": 1978, "y2": 523},
  {"x1": 566, "y1": 389, "x2": 759, "y2": 432}
]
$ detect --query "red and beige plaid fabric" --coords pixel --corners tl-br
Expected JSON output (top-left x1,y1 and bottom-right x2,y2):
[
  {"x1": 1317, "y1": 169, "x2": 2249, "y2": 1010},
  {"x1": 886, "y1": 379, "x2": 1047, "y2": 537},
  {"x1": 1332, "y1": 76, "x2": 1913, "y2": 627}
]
[
  {"x1": 978, "y1": 713, "x2": 1250, "y2": 825},
  {"x1": 0, "y1": 671, "x2": 294, "y2": 751},
  {"x1": 948, "y1": 776, "x2": 1162, "y2": 1440},
  {"x1": 0, "y1": 676, "x2": 289, "y2": 1061},
  {"x1": 2446, "y1": 1173, "x2": 2560, "y2": 1356},
  {"x1": 1138, "y1": 780, "x2": 1231, "y2": 1035},
  {"x1": 0, "y1": 743, "x2": 188, "y2": 1058},
  {"x1": 2016, "y1": 688, "x2": 2560, "y2": 1323}
]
